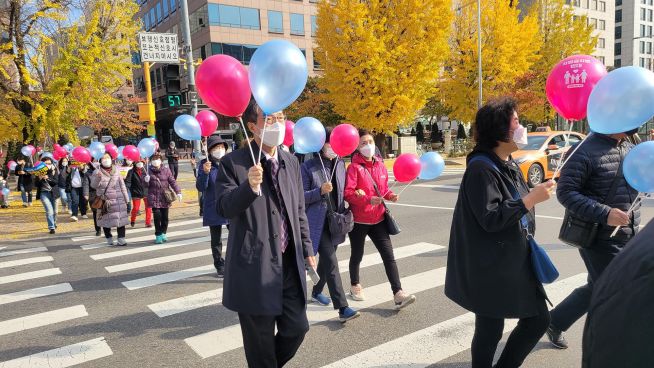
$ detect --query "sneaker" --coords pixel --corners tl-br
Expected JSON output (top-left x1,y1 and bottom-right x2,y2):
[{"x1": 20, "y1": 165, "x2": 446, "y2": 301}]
[
  {"x1": 82, "y1": 215, "x2": 89, "y2": 219},
  {"x1": 393, "y1": 290, "x2": 416, "y2": 310},
  {"x1": 67, "y1": 209, "x2": 72, "y2": 215},
  {"x1": 216, "y1": 260, "x2": 225, "y2": 278},
  {"x1": 106, "y1": 237, "x2": 114, "y2": 246},
  {"x1": 311, "y1": 292, "x2": 332, "y2": 306},
  {"x1": 546, "y1": 325, "x2": 569, "y2": 349},
  {"x1": 161, "y1": 233, "x2": 168, "y2": 242},
  {"x1": 130, "y1": 221, "x2": 135, "y2": 228},
  {"x1": 28, "y1": 202, "x2": 32, "y2": 207},
  {"x1": 339, "y1": 307, "x2": 361, "y2": 323},
  {"x1": 154, "y1": 235, "x2": 163, "y2": 244},
  {"x1": 117, "y1": 238, "x2": 128, "y2": 246},
  {"x1": 95, "y1": 230, "x2": 101, "y2": 237},
  {"x1": 22, "y1": 203, "x2": 28, "y2": 207},
  {"x1": 349, "y1": 284, "x2": 365, "y2": 301},
  {"x1": 49, "y1": 229, "x2": 55, "y2": 234},
  {"x1": 145, "y1": 223, "x2": 152, "y2": 228},
  {"x1": 70, "y1": 216, "x2": 78, "y2": 222}
]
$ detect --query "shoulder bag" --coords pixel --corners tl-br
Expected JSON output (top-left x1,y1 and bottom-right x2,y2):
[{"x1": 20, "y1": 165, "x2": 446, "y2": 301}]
[
  {"x1": 91, "y1": 176, "x2": 113, "y2": 213},
  {"x1": 154, "y1": 173, "x2": 177, "y2": 205},
  {"x1": 321, "y1": 161, "x2": 354, "y2": 237},
  {"x1": 360, "y1": 164, "x2": 401, "y2": 235},
  {"x1": 469, "y1": 155, "x2": 559, "y2": 284}
]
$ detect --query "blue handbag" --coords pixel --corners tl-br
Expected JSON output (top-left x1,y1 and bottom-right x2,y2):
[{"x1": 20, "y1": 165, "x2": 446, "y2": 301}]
[{"x1": 469, "y1": 155, "x2": 559, "y2": 284}]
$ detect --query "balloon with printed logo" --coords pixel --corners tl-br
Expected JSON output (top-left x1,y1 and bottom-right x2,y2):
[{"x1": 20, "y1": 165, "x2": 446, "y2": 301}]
[
  {"x1": 587, "y1": 66, "x2": 654, "y2": 134},
  {"x1": 174, "y1": 114, "x2": 202, "y2": 141},
  {"x1": 293, "y1": 117, "x2": 326, "y2": 154},
  {"x1": 137, "y1": 138, "x2": 157, "y2": 158},
  {"x1": 546, "y1": 55, "x2": 607, "y2": 121},
  {"x1": 330, "y1": 124, "x2": 359, "y2": 157},
  {"x1": 72, "y1": 146, "x2": 92, "y2": 164},
  {"x1": 283, "y1": 120, "x2": 295, "y2": 147},
  {"x1": 196, "y1": 55, "x2": 251, "y2": 117},
  {"x1": 623, "y1": 141, "x2": 654, "y2": 193},
  {"x1": 249, "y1": 40, "x2": 309, "y2": 114},
  {"x1": 419, "y1": 152, "x2": 446, "y2": 180},
  {"x1": 393, "y1": 153, "x2": 421, "y2": 183},
  {"x1": 196, "y1": 110, "x2": 219, "y2": 137},
  {"x1": 104, "y1": 143, "x2": 119, "y2": 160},
  {"x1": 7, "y1": 160, "x2": 16, "y2": 171},
  {"x1": 123, "y1": 145, "x2": 140, "y2": 162}
]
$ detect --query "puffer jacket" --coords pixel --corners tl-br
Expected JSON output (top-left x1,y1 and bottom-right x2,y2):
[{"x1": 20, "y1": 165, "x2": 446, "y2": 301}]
[
  {"x1": 125, "y1": 167, "x2": 148, "y2": 199},
  {"x1": 196, "y1": 158, "x2": 228, "y2": 227},
  {"x1": 146, "y1": 165, "x2": 181, "y2": 209},
  {"x1": 91, "y1": 166, "x2": 130, "y2": 228},
  {"x1": 557, "y1": 133, "x2": 640, "y2": 249},
  {"x1": 344, "y1": 152, "x2": 394, "y2": 225}
]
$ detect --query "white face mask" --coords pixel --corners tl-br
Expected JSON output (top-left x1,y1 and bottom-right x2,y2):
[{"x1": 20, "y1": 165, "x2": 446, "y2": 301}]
[
  {"x1": 46, "y1": 163, "x2": 53, "y2": 170},
  {"x1": 61, "y1": 161, "x2": 68, "y2": 167},
  {"x1": 136, "y1": 162, "x2": 144, "y2": 169},
  {"x1": 211, "y1": 149, "x2": 225, "y2": 160},
  {"x1": 101, "y1": 159, "x2": 112, "y2": 168},
  {"x1": 257, "y1": 122, "x2": 286, "y2": 148},
  {"x1": 151, "y1": 159, "x2": 162, "y2": 168},
  {"x1": 126, "y1": 160, "x2": 133, "y2": 166},
  {"x1": 512, "y1": 124, "x2": 528, "y2": 149},
  {"x1": 323, "y1": 146, "x2": 337, "y2": 159},
  {"x1": 359, "y1": 143, "x2": 376, "y2": 158}
]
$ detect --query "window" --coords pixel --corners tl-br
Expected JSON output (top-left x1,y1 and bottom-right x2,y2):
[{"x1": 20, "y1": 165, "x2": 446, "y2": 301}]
[
  {"x1": 170, "y1": 0, "x2": 176, "y2": 12},
  {"x1": 163, "y1": 0, "x2": 169, "y2": 18},
  {"x1": 549, "y1": 135, "x2": 567, "y2": 148},
  {"x1": 616, "y1": 0, "x2": 622, "y2": 5},
  {"x1": 598, "y1": 38, "x2": 605, "y2": 48},
  {"x1": 642, "y1": 0, "x2": 646, "y2": 3},
  {"x1": 615, "y1": 25, "x2": 622, "y2": 39},
  {"x1": 573, "y1": 0, "x2": 580, "y2": 6},
  {"x1": 615, "y1": 42, "x2": 622, "y2": 55},
  {"x1": 211, "y1": 43, "x2": 258, "y2": 64},
  {"x1": 649, "y1": 25, "x2": 653, "y2": 36},
  {"x1": 648, "y1": 42, "x2": 652, "y2": 54},
  {"x1": 599, "y1": 1, "x2": 606, "y2": 11},
  {"x1": 588, "y1": 18, "x2": 597, "y2": 29},
  {"x1": 616, "y1": 9, "x2": 622, "y2": 22},
  {"x1": 642, "y1": 24, "x2": 647, "y2": 37},
  {"x1": 311, "y1": 15, "x2": 317, "y2": 36},
  {"x1": 599, "y1": 19, "x2": 605, "y2": 30},
  {"x1": 156, "y1": 2, "x2": 162, "y2": 23},
  {"x1": 208, "y1": 4, "x2": 260, "y2": 30},
  {"x1": 144, "y1": 15, "x2": 150, "y2": 30},
  {"x1": 290, "y1": 13, "x2": 304, "y2": 35},
  {"x1": 649, "y1": 9, "x2": 653, "y2": 21},
  {"x1": 591, "y1": 0, "x2": 597, "y2": 9},
  {"x1": 641, "y1": 8, "x2": 646, "y2": 21},
  {"x1": 598, "y1": 56, "x2": 605, "y2": 64},
  {"x1": 615, "y1": 58, "x2": 621, "y2": 67},
  {"x1": 641, "y1": 57, "x2": 646, "y2": 67},
  {"x1": 268, "y1": 10, "x2": 283, "y2": 33},
  {"x1": 568, "y1": 135, "x2": 582, "y2": 146},
  {"x1": 641, "y1": 41, "x2": 646, "y2": 54},
  {"x1": 190, "y1": 4, "x2": 208, "y2": 33}
]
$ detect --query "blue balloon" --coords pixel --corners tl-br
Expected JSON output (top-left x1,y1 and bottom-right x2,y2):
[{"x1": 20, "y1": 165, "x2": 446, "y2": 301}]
[
  {"x1": 89, "y1": 142, "x2": 106, "y2": 160},
  {"x1": 249, "y1": 40, "x2": 309, "y2": 115},
  {"x1": 588, "y1": 66, "x2": 654, "y2": 134},
  {"x1": 117, "y1": 146, "x2": 125, "y2": 161},
  {"x1": 174, "y1": 114, "x2": 202, "y2": 141},
  {"x1": 624, "y1": 141, "x2": 654, "y2": 193},
  {"x1": 1, "y1": 188, "x2": 9, "y2": 197},
  {"x1": 64, "y1": 143, "x2": 74, "y2": 153},
  {"x1": 138, "y1": 138, "x2": 157, "y2": 158},
  {"x1": 40, "y1": 152, "x2": 54, "y2": 161},
  {"x1": 293, "y1": 117, "x2": 325, "y2": 154},
  {"x1": 419, "y1": 152, "x2": 445, "y2": 180}
]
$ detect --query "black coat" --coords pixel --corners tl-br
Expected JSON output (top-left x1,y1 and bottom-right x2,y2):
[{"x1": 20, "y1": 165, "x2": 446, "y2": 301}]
[
  {"x1": 445, "y1": 150, "x2": 545, "y2": 318},
  {"x1": 125, "y1": 167, "x2": 148, "y2": 199},
  {"x1": 14, "y1": 163, "x2": 33, "y2": 192},
  {"x1": 216, "y1": 143, "x2": 313, "y2": 315},
  {"x1": 35, "y1": 168, "x2": 59, "y2": 201},
  {"x1": 557, "y1": 134, "x2": 639, "y2": 250},
  {"x1": 57, "y1": 165, "x2": 70, "y2": 190},
  {"x1": 582, "y1": 220, "x2": 654, "y2": 368}
]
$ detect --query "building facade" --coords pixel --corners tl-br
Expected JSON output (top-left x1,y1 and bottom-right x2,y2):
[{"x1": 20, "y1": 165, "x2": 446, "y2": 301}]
[
  {"x1": 132, "y1": 0, "x2": 319, "y2": 144},
  {"x1": 569, "y1": 0, "x2": 616, "y2": 67},
  {"x1": 614, "y1": 0, "x2": 654, "y2": 70}
]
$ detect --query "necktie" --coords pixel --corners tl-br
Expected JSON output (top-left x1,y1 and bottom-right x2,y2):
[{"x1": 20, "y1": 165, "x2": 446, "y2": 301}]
[{"x1": 269, "y1": 158, "x2": 289, "y2": 253}]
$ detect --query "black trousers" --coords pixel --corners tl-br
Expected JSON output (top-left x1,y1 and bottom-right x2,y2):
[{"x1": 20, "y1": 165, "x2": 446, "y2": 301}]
[
  {"x1": 92, "y1": 208, "x2": 100, "y2": 232},
  {"x1": 550, "y1": 246, "x2": 620, "y2": 331},
  {"x1": 313, "y1": 225, "x2": 348, "y2": 309},
  {"x1": 471, "y1": 300, "x2": 550, "y2": 368},
  {"x1": 238, "y1": 248, "x2": 309, "y2": 368},
  {"x1": 103, "y1": 226, "x2": 126, "y2": 239},
  {"x1": 209, "y1": 225, "x2": 226, "y2": 270},
  {"x1": 348, "y1": 222, "x2": 402, "y2": 294},
  {"x1": 169, "y1": 162, "x2": 179, "y2": 179},
  {"x1": 153, "y1": 208, "x2": 170, "y2": 236}
]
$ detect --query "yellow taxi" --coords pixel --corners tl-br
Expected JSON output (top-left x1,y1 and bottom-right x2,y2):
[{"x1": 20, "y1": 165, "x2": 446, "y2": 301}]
[{"x1": 513, "y1": 131, "x2": 586, "y2": 187}]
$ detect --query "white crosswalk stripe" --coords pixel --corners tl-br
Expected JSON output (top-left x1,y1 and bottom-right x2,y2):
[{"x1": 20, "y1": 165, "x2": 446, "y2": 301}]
[
  {"x1": 0, "y1": 268, "x2": 62, "y2": 285},
  {"x1": 0, "y1": 305, "x2": 88, "y2": 337},
  {"x1": 105, "y1": 249, "x2": 212, "y2": 273},
  {"x1": 0, "y1": 247, "x2": 48, "y2": 258},
  {"x1": 80, "y1": 227, "x2": 208, "y2": 250},
  {"x1": 0, "y1": 283, "x2": 73, "y2": 306},
  {"x1": 71, "y1": 218, "x2": 204, "y2": 242},
  {"x1": 0, "y1": 256, "x2": 54, "y2": 269},
  {"x1": 122, "y1": 264, "x2": 215, "y2": 290},
  {"x1": 0, "y1": 337, "x2": 113, "y2": 368},
  {"x1": 90, "y1": 236, "x2": 211, "y2": 260}
]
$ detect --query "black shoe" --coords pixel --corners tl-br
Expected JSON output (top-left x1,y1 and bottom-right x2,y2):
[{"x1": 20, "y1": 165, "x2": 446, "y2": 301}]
[
  {"x1": 216, "y1": 259, "x2": 225, "y2": 278},
  {"x1": 130, "y1": 221, "x2": 135, "y2": 228},
  {"x1": 95, "y1": 230, "x2": 101, "y2": 237},
  {"x1": 546, "y1": 325, "x2": 569, "y2": 349},
  {"x1": 49, "y1": 229, "x2": 55, "y2": 234}
]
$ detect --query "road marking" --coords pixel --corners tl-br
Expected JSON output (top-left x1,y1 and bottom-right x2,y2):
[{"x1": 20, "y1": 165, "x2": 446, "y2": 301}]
[
  {"x1": 72, "y1": 218, "x2": 205, "y2": 241},
  {"x1": 0, "y1": 337, "x2": 113, "y2": 368},
  {"x1": 320, "y1": 273, "x2": 587, "y2": 368},
  {"x1": 91, "y1": 236, "x2": 211, "y2": 260},
  {"x1": 81, "y1": 227, "x2": 208, "y2": 250},
  {"x1": 122, "y1": 264, "x2": 215, "y2": 291},
  {"x1": 149, "y1": 242, "x2": 442, "y2": 318},
  {"x1": 185, "y1": 267, "x2": 447, "y2": 359},
  {"x1": 0, "y1": 268, "x2": 62, "y2": 285},
  {"x1": 0, "y1": 246, "x2": 5, "y2": 250},
  {"x1": 106, "y1": 249, "x2": 213, "y2": 273},
  {"x1": 0, "y1": 305, "x2": 88, "y2": 337},
  {"x1": 387, "y1": 202, "x2": 565, "y2": 221},
  {"x1": 0, "y1": 283, "x2": 73, "y2": 306},
  {"x1": 0, "y1": 256, "x2": 54, "y2": 269},
  {"x1": 0, "y1": 247, "x2": 48, "y2": 258}
]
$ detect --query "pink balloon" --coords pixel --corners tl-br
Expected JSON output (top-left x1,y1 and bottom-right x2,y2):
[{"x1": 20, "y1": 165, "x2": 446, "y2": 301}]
[
  {"x1": 53, "y1": 148, "x2": 67, "y2": 161},
  {"x1": 123, "y1": 145, "x2": 140, "y2": 162},
  {"x1": 72, "y1": 146, "x2": 92, "y2": 164},
  {"x1": 330, "y1": 124, "x2": 359, "y2": 157},
  {"x1": 546, "y1": 55, "x2": 607, "y2": 121},
  {"x1": 196, "y1": 55, "x2": 251, "y2": 117},
  {"x1": 197, "y1": 110, "x2": 219, "y2": 137},
  {"x1": 105, "y1": 143, "x2": 119, "y2": 159},
  {"x1": 6, "y1": 160, "x2": 16, "y2": 170},
  {"x1": 53, "y1": 144, "x2": 62, "y2": 151},
  {"x1": 283, "y1": 120, "x2": 295, "y2": 147},
  {"x1": 393, "y1": 153, "x2": 421, "y2": 183},
  {"x1": 27, "y1": 145, "x2": 35, "y2": 155}
]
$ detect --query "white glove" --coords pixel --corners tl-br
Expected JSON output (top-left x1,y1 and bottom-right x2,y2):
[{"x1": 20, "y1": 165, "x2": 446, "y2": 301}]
[
  {"x1": 144, "y1": 175, "x2": 150, "y2": 183},
  {"x1": 177, "y1": 193, "x2": 183, "y2": 202}
]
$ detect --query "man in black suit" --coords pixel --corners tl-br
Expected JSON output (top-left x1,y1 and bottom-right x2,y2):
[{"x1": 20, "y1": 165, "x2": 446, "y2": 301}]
[{"x1": 215, "y1": 99, "x2": 315, "y2": 368}]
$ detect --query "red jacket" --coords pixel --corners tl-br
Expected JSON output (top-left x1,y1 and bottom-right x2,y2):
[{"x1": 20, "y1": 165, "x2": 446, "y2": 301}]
[{"x1": 344, "y1": 153, "x2": 395, "y2": 225}]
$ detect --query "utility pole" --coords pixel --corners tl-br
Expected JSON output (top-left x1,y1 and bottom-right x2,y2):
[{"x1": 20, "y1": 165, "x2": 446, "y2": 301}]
[
  {"x1": 179, "y1": 0, "x2": 201, "y2": 157},
  {"x1": 477, "y1": 0, "x2": 483, "y2": 108},
  {"x1": 139, "y1": 61, "x2": 157, "y2": 138}
]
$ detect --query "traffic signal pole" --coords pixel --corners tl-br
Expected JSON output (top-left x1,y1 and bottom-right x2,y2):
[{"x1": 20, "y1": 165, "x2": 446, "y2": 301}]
[
  {"x1": 179, "y1": 0, "x2": 201, "y2": 157},
  {"x1": 143, "y1": 62, "x2": 157, "y2": 138}
]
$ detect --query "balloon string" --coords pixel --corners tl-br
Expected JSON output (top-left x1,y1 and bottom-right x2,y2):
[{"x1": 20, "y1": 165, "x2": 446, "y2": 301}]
[
  {"x1": 610, "y1": 193, "x2": 647, "y2": 237},
  {"x1": 318, "y1": 154, "x2": 330, "y2": 182},
  {"x1": 396, "y1": 180, "x2": 415, "y2": 197},
  {"x1": 238, "y1": 117, "x2": 257, "y2": 166},
  {"x1": 552, "y1": 132, "x2": 593, "y2": 181},
  {"x1": 382, "y1": 180, "x2": 399, "y2": 198},
  {"x1": 331, "y1": 157, "x2": 338, "y2": 179},
  {"x1": 256, "y1": 115, "x2": 268, "y2": 164}
]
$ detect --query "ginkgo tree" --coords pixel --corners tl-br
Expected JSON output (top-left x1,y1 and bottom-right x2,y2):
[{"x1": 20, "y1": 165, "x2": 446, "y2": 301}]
[{"x1": 315, "y1": 0, "x2": 452, "y2": 135}]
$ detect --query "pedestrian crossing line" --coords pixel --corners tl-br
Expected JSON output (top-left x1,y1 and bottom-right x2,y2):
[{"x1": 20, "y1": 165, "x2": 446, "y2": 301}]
[
  {"x1": 148, "y1": 242, "x2": 442, "y2": 319},
  {"x1": 0, "y1": 268, "x2": 62, "y2": 285},
  {"x1": 0, "y1": 256, "x2": 54, "y2": 270},
  {"x1": 0, "y1": 247, "x2": 48, "y2": 258},
  {"x1": 320, "y1": 273, "x2": 588, "y2": 368},
  {"x1": 0, "y1": 283, "x2": 73, "y2": 306},
  {"x1": 80, "y1": 227, "x2": 208, "y2": 250},
  {"x1": 122, "y1": 264, "x2": 215, "y2": 291},
  {"x1": 71, "y1": 218, "x2": 205, "y2": 242},
  {"x1": 185, "y1": 267, "x2": 447, "y2": 359},
  {"x1": 0, "y1": 246, "x2": 6, "y2": 251},
  {"x1": 91, "y1": 236, "x2": 211, "y2": 261},
  {"x1": 0, "y1": 304, "x2": 88, "y2": 337},
  {"x1": 0, "y1": 336, "x2": 113, "y2": 368},
  {"x1": 106, "y1": 249, "x2": 213, "y2": 273}
]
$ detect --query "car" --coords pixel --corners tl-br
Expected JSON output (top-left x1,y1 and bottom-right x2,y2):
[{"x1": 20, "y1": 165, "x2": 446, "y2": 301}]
[{"x1": 513, "y1": 131, "x2": 586, "y2": 187}]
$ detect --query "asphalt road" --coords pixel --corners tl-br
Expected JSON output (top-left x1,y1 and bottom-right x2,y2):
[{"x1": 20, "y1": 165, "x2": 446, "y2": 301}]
[{"x1": 0, "y1": 166, "x2": 652, "y2": 368}]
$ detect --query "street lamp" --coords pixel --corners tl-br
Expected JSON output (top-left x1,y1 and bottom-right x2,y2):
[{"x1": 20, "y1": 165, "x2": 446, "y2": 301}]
[{"x1": 457, "y1": 0, "x2": 483, "y2": 108}]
